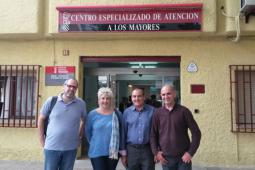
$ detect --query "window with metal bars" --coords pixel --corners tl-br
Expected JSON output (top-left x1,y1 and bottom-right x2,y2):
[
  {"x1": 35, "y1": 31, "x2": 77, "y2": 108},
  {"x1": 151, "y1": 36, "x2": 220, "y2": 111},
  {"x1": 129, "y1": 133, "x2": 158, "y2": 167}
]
[
  {"x1": 230, "y1": 65, "x2": 255, "y2": 133},
  {"x1": 0, "y1": 65, "x2": 41, "y2": 128}
]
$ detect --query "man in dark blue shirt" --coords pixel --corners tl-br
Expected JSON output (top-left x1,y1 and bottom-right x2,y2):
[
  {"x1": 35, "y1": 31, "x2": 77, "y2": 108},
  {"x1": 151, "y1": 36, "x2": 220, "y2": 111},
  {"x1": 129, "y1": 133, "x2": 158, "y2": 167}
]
[{"x1": 121, "y1": 88, "x2": 155, "y2": 170}]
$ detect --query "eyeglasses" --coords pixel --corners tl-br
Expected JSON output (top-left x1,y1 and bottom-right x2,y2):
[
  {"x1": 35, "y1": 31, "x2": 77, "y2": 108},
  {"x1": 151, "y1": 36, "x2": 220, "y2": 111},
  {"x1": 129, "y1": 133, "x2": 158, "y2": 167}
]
[{"x1": 66, "y1": 84, "x2": 77, "y2": 89}]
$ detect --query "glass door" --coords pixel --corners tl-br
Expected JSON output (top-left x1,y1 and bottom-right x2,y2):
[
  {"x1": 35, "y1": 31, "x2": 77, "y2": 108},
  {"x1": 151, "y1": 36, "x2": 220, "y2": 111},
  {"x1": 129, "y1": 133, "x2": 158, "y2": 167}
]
[{"x1": 83, "y1": 74, "x2": 117, "y2": 112}]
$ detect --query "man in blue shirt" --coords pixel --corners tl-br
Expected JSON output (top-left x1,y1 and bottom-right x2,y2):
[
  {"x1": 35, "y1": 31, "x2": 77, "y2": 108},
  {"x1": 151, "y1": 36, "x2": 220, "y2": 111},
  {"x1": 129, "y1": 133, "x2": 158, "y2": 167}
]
[
  {"x1": 121, "y1": 88, "x2": 155, "y2": 170},
  {"x1": 38, "y1": 78, "x2": 87, "y2": 170}
]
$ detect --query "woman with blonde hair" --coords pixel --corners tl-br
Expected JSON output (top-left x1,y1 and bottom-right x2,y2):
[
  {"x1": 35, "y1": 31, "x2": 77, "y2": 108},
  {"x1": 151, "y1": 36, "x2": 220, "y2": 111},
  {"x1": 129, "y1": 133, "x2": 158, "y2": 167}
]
[{"x1": 85, "y1": 87, "x2": 124, "y2": 170}]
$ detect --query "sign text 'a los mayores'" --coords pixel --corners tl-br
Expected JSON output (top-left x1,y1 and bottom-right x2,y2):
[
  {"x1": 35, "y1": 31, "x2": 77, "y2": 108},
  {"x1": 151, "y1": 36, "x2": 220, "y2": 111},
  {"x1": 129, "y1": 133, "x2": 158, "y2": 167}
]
[{"x1": 57, "y1": 4, "x2": 202, "y2": 32}]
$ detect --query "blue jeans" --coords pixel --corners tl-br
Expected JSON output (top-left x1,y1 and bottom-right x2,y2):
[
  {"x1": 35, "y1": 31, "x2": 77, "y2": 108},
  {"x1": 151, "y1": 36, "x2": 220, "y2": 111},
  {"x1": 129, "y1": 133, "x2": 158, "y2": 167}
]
[
  {"x1": 90, "y1": 156, "x2": 119, "y2": 170},
  {"x1": 162, "y1": 155, "x2": 191, "y2": 170},
  {"x1": 44, "y1": 149, "x2": 77, "y2": 170}
]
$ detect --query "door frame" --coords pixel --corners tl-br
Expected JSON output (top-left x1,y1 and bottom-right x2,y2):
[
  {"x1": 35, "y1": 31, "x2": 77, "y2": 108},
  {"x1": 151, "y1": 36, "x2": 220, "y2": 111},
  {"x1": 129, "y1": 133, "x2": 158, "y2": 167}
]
[
  {"x1": 80, "y1": 56, "x2": 181, "y2": 158},
  {"x1": 81, "y1": 56, "x2": 180, "y2": 63}
]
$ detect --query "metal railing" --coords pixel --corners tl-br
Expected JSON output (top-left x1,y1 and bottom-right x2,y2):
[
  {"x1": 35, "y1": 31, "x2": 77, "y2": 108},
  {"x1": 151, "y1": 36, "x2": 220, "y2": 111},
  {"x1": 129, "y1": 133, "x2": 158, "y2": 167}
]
[
  {"x1": 230, "y1": 65, "x2": 255, "y2": 133},
  {"x1": 0, "y1": 65, "x2": 41, "y2": 128}
]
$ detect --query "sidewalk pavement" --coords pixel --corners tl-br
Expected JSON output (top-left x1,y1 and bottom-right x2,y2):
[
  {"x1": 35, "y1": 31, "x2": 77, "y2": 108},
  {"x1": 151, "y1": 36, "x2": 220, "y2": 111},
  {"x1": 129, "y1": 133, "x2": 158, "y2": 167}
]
[{"x1": 0, "y1": 159, "x2": 254, "y2": 170}]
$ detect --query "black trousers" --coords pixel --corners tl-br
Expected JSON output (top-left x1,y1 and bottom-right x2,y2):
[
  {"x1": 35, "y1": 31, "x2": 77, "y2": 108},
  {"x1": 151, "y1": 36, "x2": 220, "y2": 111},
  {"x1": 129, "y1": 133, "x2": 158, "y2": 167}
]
[
  {"x1": 90, "y1": 156, "x2": 119, "y2": 170},
  {"x1": 127, "y1": 144, "x2": 155, "y2": 170},
  {"x1": 162, "y1": 155, "x2": 192, "y2": 170}
]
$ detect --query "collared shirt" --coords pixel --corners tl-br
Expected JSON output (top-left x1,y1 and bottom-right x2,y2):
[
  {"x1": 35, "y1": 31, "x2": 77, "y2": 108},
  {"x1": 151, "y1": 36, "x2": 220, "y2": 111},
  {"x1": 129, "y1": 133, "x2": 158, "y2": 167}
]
[
  {"x1": 40, "y1": 93, "x2": 87, "y2": 150},
  {"x1": 150, "y1": 104, "x2": 201, "y2": 157},
  {"x1": 122, "y1": 104, "x2": 154, "y2": 149}
]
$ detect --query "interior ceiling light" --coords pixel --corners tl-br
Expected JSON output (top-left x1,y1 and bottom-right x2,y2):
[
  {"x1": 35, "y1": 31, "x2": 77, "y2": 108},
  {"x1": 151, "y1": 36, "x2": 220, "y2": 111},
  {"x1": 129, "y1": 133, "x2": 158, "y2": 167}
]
[
  {"x1": 129, "y1": 62, "x2": 158, "y2": 65},
  {"x1": 145, "y1": 66, "x2": 156, "y2": 68},
  {"x1": 131, "y1": 66, "x2": 140, "y2": 68},
  {"x1": 129, "y1": 62, "x2": 158, "y2": 68},
  {"x1": 131, "y1": 65, "x2": 157, "y2": 68}
]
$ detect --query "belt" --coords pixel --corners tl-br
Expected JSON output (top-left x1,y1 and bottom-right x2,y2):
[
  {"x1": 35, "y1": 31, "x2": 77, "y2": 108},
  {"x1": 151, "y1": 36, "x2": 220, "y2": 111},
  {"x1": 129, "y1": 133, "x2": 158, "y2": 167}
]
[{"x1": 128, "y1": 143, "x2": 150, "y2": 149}]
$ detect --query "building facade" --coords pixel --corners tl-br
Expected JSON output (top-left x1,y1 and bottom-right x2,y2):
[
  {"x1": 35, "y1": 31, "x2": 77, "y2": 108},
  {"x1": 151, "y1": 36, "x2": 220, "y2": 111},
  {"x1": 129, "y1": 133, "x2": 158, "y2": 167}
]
[{"x1": 0, "y1": 0, "x2": 255, "y2": 167}]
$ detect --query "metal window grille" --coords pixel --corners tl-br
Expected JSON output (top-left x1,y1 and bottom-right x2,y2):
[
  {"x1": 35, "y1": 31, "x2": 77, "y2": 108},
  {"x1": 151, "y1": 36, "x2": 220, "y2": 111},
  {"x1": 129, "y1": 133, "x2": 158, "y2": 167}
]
[
  {"x1": 0, "y1": 65, "x2": 41, "y2": 128},
  {"x1": 230, "y1": 65, "x2": 255, "y2": 133}
]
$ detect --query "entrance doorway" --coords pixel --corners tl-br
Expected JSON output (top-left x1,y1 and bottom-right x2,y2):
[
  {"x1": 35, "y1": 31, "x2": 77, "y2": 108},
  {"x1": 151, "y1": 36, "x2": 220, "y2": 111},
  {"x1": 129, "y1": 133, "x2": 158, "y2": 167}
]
[{"x1": 80, "y1": 56, "x2": 180, "y2": 157}]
